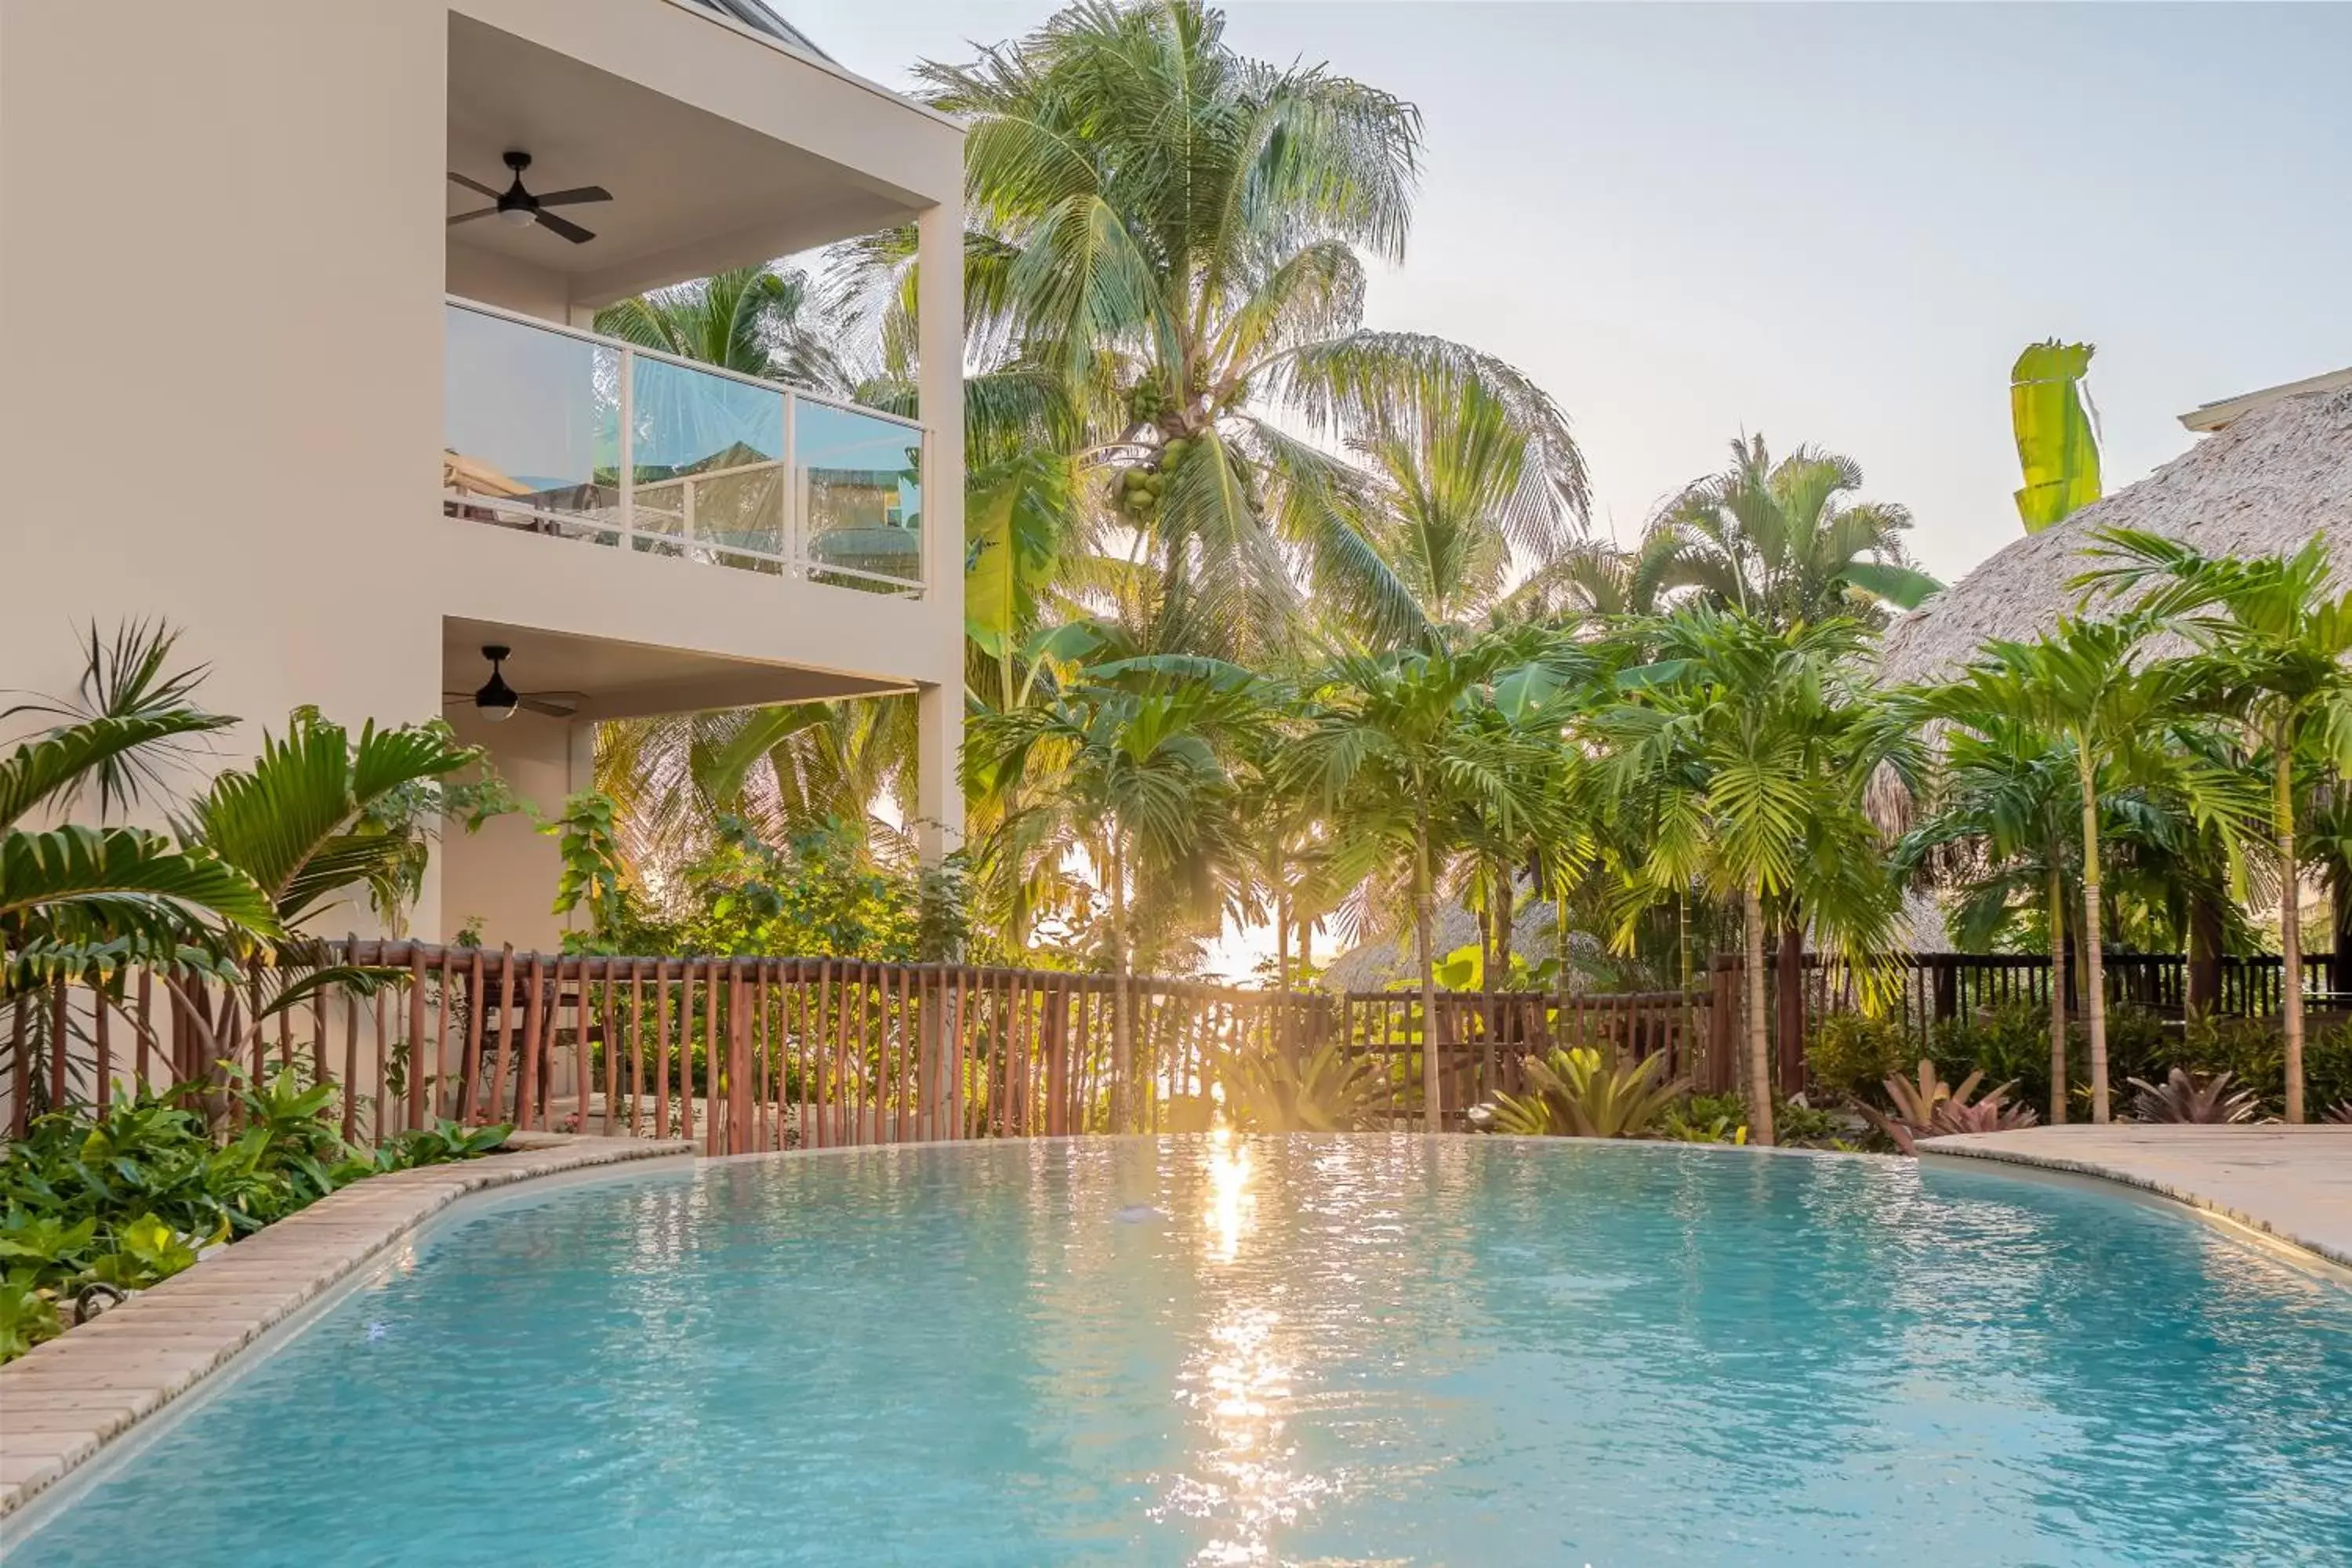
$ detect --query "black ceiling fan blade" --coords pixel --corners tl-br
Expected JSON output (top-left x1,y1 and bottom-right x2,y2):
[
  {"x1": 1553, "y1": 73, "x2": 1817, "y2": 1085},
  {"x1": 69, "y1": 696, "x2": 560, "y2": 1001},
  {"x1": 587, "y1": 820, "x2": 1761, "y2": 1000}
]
[
  {"x1": 519, "y1": 692, "x2": 585, "y2": 718},
  {"x1": 534, "y1": 209, "x2": 596, "y2": 245},
  {"x1": 447, "y1": 207, "x2": 498, "y2": 227},
  {"x1": 448, "y1": 171, "x2": 503, "y2": 200},
  {"x1": 533, "y1": 186, "x2": 612, "y2": 208}
]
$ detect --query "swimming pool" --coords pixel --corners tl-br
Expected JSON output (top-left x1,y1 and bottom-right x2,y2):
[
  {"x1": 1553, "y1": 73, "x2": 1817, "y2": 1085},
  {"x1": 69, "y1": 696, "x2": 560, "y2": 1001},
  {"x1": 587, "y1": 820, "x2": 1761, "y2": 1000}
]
[{"x1": 9, "y1": 1135, "x2": 2349, "y2": 1565}]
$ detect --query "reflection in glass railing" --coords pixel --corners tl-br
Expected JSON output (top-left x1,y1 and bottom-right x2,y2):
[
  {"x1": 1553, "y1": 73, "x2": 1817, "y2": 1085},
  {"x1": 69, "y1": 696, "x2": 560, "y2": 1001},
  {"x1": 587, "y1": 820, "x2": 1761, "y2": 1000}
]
[
  {"x1": 442, "y1": 305, "x2": 620, "y2": 542},
  {"x1": 630, "y1": 354, "x2": 786, "y2": 569},
  {"x1": 797, "y1": 399, "x2": 924, "y2": 593},
  {"x1": 441, "y1": 301, "x2": 924, "y2": 593}
]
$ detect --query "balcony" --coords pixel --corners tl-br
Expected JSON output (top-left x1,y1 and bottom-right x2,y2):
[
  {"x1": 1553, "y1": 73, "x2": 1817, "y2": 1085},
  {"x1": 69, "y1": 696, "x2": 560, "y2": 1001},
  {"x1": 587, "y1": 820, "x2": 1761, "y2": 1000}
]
[{"x1": 441, "y1": 298, "x2": 926, "y2": 596}]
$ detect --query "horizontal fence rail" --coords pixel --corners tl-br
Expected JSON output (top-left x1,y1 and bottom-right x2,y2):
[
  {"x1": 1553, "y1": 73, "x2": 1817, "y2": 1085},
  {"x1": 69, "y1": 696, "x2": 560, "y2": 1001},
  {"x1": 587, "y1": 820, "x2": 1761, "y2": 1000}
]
[
  {"x1": 1717, "y1": 949, "x2": 2333, "y2": 1097},
  {"x1": 2, "y1": 944, "x2": 1717, "y2": 1149}
]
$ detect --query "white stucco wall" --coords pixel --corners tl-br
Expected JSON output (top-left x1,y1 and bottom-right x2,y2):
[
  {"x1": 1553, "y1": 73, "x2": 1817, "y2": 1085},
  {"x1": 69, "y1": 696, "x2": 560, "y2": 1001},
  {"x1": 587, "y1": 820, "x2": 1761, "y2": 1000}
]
[
  {"x1": 0, "y1": 0, "x2": 450, "y2": 933},
  {"x1": 0, "y1": 0, "x2": 964, "y2": 949}
]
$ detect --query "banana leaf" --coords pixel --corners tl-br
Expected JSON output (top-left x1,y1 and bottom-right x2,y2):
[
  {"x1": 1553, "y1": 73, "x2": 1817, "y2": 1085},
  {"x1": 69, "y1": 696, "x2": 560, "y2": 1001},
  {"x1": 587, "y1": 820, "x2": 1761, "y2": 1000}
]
[{"x1": 2011, "y1": 339, "x2": 2100, "y2": 533}]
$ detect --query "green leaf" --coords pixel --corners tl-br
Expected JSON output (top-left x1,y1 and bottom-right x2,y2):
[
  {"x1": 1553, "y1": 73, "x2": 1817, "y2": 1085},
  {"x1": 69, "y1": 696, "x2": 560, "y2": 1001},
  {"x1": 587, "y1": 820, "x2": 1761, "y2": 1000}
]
[{"x1": 2011, "y1": 339, "x2": 2101, "y2": 533}]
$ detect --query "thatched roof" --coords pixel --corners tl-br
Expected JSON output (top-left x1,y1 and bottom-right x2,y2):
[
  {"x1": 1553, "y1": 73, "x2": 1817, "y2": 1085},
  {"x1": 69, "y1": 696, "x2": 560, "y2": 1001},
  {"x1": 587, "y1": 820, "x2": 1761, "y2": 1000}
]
[{"x1": 1878, "y1": 380, "x2": 2352, "y2": 687}]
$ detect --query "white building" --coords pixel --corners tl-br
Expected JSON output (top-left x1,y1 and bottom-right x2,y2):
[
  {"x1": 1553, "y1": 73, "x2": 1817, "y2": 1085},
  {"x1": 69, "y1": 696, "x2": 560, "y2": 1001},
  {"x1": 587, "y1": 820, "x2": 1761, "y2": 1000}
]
[{"x1": 0, "y1": 0, "x2": 967, "y2": 949}]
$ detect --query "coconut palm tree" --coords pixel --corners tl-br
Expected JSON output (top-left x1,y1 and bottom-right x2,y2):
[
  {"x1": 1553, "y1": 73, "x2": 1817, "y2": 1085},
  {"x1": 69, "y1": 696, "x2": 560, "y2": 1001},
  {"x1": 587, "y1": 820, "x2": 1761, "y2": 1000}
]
[
  {"x1": 907, "y1": 0, "x2": 1588, "y2": 660},
  {"x1": 2078, "y1": 529, "x2": 2352, "y2": 1122},
  {"x1": 1596, "y1": 608, "x2": 1918, "y2": 1144},
  {"x1": 1282, "y1": 626, "x2": 1581, "y2": 1130},
  {"x1": 1643, "y1": 435, "x2": 1940, "y2": 626},
  {"x1": 1349, "y1": 372, "x2": 1588, "y2": 630},
  {"x1": 594, "y1": 264, "x2": 848, "y2": 392}
]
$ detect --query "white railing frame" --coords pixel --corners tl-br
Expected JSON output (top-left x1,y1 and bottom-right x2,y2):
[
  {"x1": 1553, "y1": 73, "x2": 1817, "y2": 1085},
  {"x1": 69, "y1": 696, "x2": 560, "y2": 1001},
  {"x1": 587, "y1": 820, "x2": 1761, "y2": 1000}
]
[{"x1": 443, "y1": 295, "x2": 927, "y2": 596}]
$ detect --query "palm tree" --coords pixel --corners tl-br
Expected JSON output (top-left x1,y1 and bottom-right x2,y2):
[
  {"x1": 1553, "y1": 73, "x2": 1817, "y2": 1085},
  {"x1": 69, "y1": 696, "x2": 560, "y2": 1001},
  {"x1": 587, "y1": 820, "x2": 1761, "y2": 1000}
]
[
  {"x1": 1643, "y1": 436, "x2": 1940, "y2": 626},
  {"x1": 910, "y1": 0, "x2": 1588, "y2": 659},
  {"x1": 2, "y1": 626, "x2": 278, "y2": 991},
  {"x1": 597, "y1": 695, "x2": 920, "y2": 879},
  {"x1": 1596, "y1": 608, "x2": 1918, "y2": 1144},
  {"x1": 179, "y1": 710, "x2": 485, "y2": 935},
  {"x1": 965, "y1": 653, "x2": 1261, "y2": 1127},
  {"x1": 1900, "y1": 713, "x2": 2084, "y2": 1122},
  {"x1": 1923, "y1": 613, "x2": 2258, "y2": 1120},
  {"x1": 1351, "y1": 372, "x2": 1588, "y2": 630},
  {"x1": 594, "y1": 264, "x2": 847, "y2": 391},
  {"x1": 1282, "y1": 626, "x2": 1580, "y2": 1130},
  {"x1": 5, "y1": 626, "x2": 486, "y2": 1104},
  {"x1": 2078, "y1": 529, "x2": 2352, "y2": 1121}
]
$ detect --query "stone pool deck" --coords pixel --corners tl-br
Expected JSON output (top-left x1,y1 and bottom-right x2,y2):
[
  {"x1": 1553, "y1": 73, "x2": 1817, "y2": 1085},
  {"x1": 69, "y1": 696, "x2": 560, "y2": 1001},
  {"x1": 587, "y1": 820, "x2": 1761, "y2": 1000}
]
[
  {"x1": 0, "y1": 1133, "x2": 689, "y2": 1522},
  {"x1": 1923, "y1": 1124, "x2": 2352, "y2": 1272}
]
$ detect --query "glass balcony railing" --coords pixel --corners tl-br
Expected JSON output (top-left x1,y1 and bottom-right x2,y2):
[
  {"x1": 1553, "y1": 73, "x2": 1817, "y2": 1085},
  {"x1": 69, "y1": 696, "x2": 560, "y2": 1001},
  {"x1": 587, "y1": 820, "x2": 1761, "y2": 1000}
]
[{"x1": 441, "y1": 298, "x2": 925, "y2": 594}]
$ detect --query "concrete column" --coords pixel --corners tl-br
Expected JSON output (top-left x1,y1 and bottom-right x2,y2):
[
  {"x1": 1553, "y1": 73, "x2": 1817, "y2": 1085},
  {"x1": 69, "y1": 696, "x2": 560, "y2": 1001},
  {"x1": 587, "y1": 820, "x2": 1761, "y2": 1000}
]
[{"x1": 914, "y1": 196, "x2": 966, "y2": 863}]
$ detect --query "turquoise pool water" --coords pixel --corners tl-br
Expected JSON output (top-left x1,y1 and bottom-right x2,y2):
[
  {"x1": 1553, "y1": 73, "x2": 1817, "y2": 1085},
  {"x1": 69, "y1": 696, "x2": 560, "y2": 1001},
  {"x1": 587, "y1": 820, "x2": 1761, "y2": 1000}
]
[{"x1": 11, "y1": 1136, "x2": 2350, "y2": 1565}]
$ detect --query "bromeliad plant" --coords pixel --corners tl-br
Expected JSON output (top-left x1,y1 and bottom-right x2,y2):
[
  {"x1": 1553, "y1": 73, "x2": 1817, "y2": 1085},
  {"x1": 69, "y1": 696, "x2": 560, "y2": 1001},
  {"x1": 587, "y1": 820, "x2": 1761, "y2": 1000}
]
[
  {"x1": 1488, "y1": 1046, "x2": 1687, "y2": 1138},
  {"x1": 1219, "y1": 1039, "x2": 1385, "y2": 1133},
  {"x1": 2128, "y1": 1067, "x2": 2260, "y2": 1125},
  {"x1": 1857, "y1": 1059, "x2": 2039, "y2": 1154}
]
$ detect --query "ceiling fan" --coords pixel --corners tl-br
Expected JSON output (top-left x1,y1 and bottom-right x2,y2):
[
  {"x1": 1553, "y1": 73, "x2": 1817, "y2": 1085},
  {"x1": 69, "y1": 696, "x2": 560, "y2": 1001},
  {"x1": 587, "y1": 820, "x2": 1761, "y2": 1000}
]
[
  {"x1": 445, "y1": 646, "x2": 584, "y2": 724},
  {"x1": 447, "y1": 151, "x2": 611, "y2": 245}
]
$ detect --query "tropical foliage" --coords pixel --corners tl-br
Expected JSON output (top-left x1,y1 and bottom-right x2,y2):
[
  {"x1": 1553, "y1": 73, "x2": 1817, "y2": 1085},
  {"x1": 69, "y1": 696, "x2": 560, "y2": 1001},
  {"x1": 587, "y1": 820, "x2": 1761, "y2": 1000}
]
[
  {"x1": 0, "y1": 1074, "x2": 510, "y2": 1362},
  {"x1": 1488, "y1": 1046, "x2": 1686, "y2": 1138}
]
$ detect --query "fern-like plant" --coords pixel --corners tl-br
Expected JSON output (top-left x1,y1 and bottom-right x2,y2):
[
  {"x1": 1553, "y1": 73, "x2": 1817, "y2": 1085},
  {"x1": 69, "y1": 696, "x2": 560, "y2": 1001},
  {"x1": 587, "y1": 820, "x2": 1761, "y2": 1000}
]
[
  {"x1": 2128, "y1": 1067, "x2": 2259, "y2": 1124},
  {"x1": 1489, "y1": 1047, "x2": 1686, "y2": 1138}
]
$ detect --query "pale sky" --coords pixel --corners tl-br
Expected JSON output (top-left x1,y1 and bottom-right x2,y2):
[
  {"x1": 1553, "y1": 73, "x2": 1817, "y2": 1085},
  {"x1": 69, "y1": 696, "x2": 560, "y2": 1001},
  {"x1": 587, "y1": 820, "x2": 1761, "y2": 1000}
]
[{"x1": 792, "y1": 0, "x2": 2350, "y2": 586}]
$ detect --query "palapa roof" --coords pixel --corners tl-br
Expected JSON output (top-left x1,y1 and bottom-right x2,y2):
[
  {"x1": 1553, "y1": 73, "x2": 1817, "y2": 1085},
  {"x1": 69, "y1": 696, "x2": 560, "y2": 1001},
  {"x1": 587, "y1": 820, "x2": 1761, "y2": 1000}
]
[{"x1": 1877, "y1": 379, "x2": 2352, "y2": 687}]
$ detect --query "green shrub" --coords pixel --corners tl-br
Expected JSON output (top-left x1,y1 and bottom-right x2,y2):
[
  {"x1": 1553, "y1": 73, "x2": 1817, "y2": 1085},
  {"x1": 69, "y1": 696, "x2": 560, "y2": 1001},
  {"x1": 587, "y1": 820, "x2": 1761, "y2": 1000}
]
[
  {"x1": 0, "y1": 1073, "x2": 510, "y2": 1363},
  {"x1": 2166, "y1": 1015, "x2": 2352, "y2": 1120},
  {"x1": 1806, "y1": 1013, "x2": 1907, "y2": 1105},
  {"x1": 1661, "y1": 1091, "x2": 1748, "y2": 1143},
  {"x1": 1772, "y1": 1098, "x2": 1843, "y2": 1147},
  {"x1": 1929, "y1": 1004, "x2": 2056, "y2": 1112}
]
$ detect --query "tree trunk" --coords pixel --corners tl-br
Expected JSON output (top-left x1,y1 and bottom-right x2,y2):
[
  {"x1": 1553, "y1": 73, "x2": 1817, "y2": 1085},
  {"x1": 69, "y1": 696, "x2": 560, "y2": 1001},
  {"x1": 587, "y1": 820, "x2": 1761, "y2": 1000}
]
[
  {"x1": 2332, "y1": 859, "x2": 2352, "y2": 994},
  {"x1": 1109, "y1": 835, "x2": 1134, "y2": 1134},
  {"x1": 2186, "y1": 888, "x2": 2223, "y2": 1020},
  {"x1": 1775, "y1": 914, "x2": 1804, "y2": 1098},
  {"x1": 1415, "y1": 825, "x2": 1443, "y2": 1134},
  {"x1": 1493, "y1": 866, "x2": 1515, "y2": 982},
  {"x1": 2278, "y1": 735, "x2": 2306, "y2": 1123},
  {"x1": 2047, "y1": 863, "x2": 2067, "y2": 1125},
  {"x1": 1742, "y1": 884, "x2": 1777, "y2": 1145},
  {"x1": 1275, "y1": 894, "x2": 1293, "y2": 1063},
  {"x1": 2078, "y1": 748, "x2": 2111, "y2": 1123}
]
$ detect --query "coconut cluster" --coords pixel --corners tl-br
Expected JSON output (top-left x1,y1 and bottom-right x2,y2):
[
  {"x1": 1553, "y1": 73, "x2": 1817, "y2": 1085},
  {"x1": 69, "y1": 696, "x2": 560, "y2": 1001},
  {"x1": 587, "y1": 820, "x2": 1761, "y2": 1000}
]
[{"x1": 1111, "y1": 431, "x2": 1195, "y2": 521}]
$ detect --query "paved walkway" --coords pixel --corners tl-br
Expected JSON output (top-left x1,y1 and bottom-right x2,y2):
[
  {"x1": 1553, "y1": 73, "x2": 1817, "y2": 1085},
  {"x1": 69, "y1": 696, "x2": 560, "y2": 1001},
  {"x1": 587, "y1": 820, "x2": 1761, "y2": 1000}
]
[
  {"x1": 1922, "y1": 1125, "x2": 2352, "y2": 1272},
  {"x1": 0, "y1": 1133, "x2": 690, "y2": 1523}
]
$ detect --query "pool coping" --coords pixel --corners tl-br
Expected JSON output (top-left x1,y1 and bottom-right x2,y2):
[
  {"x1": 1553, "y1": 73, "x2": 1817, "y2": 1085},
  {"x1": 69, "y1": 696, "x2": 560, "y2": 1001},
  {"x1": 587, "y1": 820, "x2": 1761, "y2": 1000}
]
[
  {"x1": 0, "y1": 1132, "x2": 691, "y2": 1521},
  {"x1": 1919, "y1": 1125, "x2": 2352, "y2": 1275}
]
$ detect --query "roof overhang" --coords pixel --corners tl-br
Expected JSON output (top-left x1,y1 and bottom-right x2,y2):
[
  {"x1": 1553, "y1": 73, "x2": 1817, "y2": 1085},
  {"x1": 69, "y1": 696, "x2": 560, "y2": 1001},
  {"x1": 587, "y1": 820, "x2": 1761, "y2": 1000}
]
[
  {"x1": 2180, "y1": 366, "x2": 2352, "y2": 432},
  {"x1": 445, "y1": 2, "x2": 960, "y2": 306},
  {"x1": 442, "y1": 618, "x2": 913, "y2": 723}
]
